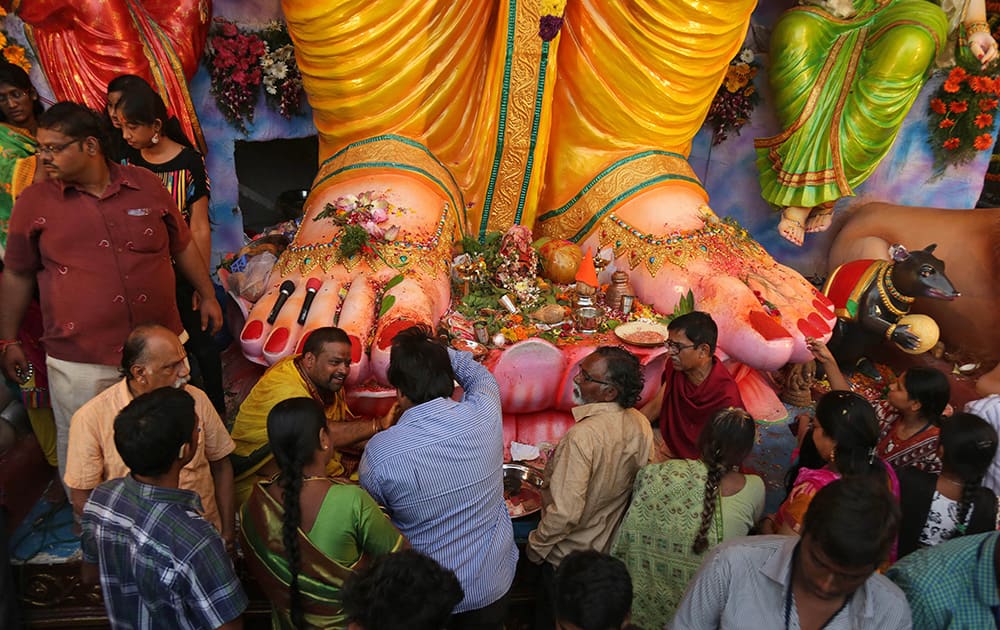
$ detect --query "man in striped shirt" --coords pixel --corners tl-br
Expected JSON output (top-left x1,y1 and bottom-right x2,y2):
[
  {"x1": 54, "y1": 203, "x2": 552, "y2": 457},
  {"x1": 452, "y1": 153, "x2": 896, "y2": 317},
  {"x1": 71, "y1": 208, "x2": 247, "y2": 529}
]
[{"x1": 360, "y1": 326, "x2": 517, "y2": 629}]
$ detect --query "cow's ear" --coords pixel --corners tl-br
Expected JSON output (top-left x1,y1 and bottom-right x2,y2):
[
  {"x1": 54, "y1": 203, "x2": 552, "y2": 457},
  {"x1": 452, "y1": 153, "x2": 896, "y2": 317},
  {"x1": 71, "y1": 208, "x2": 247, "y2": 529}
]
[
  {"x1": 922, "y1": 243, "x2": 938, "y2": 253},
  {"x1": 889, "y1": 243, "x2": 910, "y2": 261}
]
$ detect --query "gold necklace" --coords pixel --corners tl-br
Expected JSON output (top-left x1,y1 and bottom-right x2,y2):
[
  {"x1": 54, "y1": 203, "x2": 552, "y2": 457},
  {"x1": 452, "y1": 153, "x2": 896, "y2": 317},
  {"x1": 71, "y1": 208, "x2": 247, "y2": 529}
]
[
  {"x1": 302, "y1": 475, "x2": 332, "y2": 482},
  {"x1": 876, "y1": 263, "x2": 911, "y2": 317}
]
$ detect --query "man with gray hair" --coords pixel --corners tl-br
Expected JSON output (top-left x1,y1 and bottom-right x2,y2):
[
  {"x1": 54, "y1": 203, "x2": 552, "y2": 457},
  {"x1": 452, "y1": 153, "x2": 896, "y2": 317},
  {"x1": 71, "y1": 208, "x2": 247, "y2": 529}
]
[
  {"x1": 527, "y1": 346, "x2": 654, "y2": 626},
  {"x1": 64, "y1": 324, "x2": 235, "y2": 547}
]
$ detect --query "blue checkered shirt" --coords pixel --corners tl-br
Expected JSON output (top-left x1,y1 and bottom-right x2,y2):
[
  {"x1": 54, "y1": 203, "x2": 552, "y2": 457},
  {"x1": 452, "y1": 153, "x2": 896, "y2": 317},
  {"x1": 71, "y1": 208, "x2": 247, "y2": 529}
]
[
  {"x1": 888, "y1": 531, "x2": 1000, "y2": 629},
  {"x1": 81, "y1": 475, "x2": 247, "y2": 629},
  {"x1": 360, "y1": 348, "x2": 518, "y2": 613}
]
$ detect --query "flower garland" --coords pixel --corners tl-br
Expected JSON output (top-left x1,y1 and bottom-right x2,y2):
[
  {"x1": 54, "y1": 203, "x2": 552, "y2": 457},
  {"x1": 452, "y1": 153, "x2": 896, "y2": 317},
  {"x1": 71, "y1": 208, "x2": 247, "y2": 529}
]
[
  {"x1": 705, "y1": 48, "x2": 760, "y2": 146},
  {"x1": 539, "y1": 0, "x2": 568, "y2": 41},
  {"x1": 0, "y1": 8, "x2": 31, "y2": 73},
  {"x1": 259, "y1": 23, "x2": 305, "y2": 120},
  {"x1": 313, "y1": 190, "x2": 401, "y2": 262},
  {"x1": 927, "y1": 57, "x2": 1000, "y2": 172},
  {"x1": 203, "y1": 19, "x2": 305, "y2": 133}
]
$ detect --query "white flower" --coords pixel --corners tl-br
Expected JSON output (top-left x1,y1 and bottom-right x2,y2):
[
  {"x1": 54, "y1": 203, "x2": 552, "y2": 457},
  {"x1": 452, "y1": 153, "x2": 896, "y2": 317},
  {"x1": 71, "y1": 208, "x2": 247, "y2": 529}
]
[
  {"x1": 383, "y1": 225, "x2": 400, "y2": 241},
  {"x1": 272, "y1": 62, "x2": 288, "y2": 80},
  {"x1": 739, "y1": 48, "x2": 754, "y2": 64}
]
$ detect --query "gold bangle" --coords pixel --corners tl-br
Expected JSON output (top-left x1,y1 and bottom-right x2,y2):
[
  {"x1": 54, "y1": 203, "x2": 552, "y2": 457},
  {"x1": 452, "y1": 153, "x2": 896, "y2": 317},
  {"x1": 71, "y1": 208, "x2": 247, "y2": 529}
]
[
  {"x1": 967, "y1": 22, "x2": 992, "y2": 36},
  {"x1": 885, "y1": 323, "x2": 898, "y2": 341}
]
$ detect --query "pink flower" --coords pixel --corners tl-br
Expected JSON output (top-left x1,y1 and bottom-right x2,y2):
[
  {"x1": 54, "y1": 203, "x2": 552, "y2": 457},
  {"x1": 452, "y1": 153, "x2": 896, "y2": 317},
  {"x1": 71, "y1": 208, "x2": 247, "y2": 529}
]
[
  {"x1": 363, "y1": 221, "x2": 385, "y2": 239},
  {"x1": 221, "y1": 22, "x2": 238, "y2": 37},
  {"x1": 371, "y1": 207, "x2": 388, "y2": 223},
  {"x1": 383, "y1": 225, "x2": 400, "y2": 242}
]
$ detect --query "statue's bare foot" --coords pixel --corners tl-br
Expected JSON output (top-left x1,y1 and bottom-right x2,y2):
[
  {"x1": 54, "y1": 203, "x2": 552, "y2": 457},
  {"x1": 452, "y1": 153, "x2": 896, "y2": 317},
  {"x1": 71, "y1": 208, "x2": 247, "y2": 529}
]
[
  {"x1": 239, "y1": 173, "x2": 455, "y2": 386},
  {"x1": 804, "y1": 203, "x2": 835, "y2": 234},
  {"x1": 580, "y1": 184, "x2": 835, "y2": 371},
  {"x1": 777, "y1": 206, "x2": 810, "y2": 246}
]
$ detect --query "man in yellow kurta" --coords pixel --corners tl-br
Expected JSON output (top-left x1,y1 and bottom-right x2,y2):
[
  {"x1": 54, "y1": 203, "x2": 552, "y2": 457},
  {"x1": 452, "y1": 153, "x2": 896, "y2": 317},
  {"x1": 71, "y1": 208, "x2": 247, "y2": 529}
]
[{"x1": 230, "y1": 326, "x2": 395, "y2": 505}]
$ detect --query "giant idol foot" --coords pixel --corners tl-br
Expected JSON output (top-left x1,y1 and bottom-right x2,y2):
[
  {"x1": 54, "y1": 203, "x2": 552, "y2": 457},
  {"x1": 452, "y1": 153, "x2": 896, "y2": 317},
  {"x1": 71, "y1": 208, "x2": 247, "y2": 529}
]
[{"x1": 232, "y1": 0, "x2": 837, "y2": 430}]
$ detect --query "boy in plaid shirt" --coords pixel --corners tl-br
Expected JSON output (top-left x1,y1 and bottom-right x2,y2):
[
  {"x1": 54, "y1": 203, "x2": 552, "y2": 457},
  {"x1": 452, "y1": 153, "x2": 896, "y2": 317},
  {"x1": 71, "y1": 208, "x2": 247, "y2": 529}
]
[{"x1": 81, "y1": 387, "x2": 246, "y2": 629}]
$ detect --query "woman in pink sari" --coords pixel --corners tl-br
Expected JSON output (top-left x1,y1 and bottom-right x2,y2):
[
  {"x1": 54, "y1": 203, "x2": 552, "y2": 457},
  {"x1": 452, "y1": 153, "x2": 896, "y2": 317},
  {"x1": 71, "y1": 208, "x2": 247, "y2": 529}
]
[{"x1": 763, "y1": 391, "x2": 900, "y2": 560}]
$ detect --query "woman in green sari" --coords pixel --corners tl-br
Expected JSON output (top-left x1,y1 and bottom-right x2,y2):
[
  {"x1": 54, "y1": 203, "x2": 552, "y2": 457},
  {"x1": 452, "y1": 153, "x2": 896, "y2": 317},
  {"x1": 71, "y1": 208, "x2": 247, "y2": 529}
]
[
  {"x1": 240, "y1": 398, "x2": 406, "y2": 629},
  {"x1": 0, "y1": 63, "x2": 58, "y2": 470},
  {"x1": 0, "y1": 62, "x2": 43, "y2": 259},
  {"x1": 611, "y1": 408, "x2": 763, "y2": 629}
]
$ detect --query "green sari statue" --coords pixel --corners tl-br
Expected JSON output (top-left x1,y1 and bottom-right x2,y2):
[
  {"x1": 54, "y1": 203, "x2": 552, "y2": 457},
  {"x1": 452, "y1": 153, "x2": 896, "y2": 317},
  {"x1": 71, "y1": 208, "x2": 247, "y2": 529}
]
[{"x1": 756, "y1": 0, "x2": 979, "y2": 246}]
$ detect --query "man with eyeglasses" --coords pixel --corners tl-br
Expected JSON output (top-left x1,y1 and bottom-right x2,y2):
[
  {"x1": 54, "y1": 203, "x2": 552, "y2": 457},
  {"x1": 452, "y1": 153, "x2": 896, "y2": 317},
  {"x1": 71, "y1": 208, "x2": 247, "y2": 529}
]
[
  {"x1": 527, "y1": 346, "x2": 653, "y2": 627},
  {"x1": 640, "y1": 311, "x2": 744, "y2": 460},
  {"x1": 0, "y1": 102, "x2": 221, "y2": 491}
]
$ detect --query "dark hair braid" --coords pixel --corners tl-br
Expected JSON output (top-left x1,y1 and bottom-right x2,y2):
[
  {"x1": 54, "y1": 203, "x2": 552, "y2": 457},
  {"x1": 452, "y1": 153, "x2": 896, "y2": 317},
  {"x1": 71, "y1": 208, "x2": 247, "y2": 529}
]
[
  {"x1": 692, "y1": 408, "x2": 756, "y2": 554},
  {"x1": 955, "y1": 477, "x2": 981, "y2": 535},
  {"x1": 279, "y1": 454, "x2": 307, "y2": 629},
  {"x1": 693, "y1": 455, "x2": 726, "y2": 554}
]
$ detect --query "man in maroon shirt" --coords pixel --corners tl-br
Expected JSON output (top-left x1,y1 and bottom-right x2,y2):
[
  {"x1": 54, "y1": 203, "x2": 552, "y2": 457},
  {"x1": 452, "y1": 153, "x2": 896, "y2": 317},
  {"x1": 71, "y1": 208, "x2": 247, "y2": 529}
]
[
  {"x1": 0, "y1": 102, "x2": 221, "y2": 485},
  {"x1": 641, "y1": 311, "x2": 744, "y2": 459}
]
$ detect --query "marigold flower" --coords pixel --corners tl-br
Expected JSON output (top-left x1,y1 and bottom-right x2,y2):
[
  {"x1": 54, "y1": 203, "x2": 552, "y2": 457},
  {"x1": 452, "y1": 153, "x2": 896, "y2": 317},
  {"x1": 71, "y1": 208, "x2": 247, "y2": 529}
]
[
  {"x1": 943, "y1": 137, "x2": 961, "y2": 150},
  {"x1": 948, "y1": 67, "x2": 968, "y2": 83},
  {"x1": 943, "y1": 80, "x2": 961, "y2": 94},
  {"x1": 939, "y1": 118, "x2": 955, "y2": 129},
  {"x1": 981, "y1": 98, "x2": 1000, "y2": 111},
  {"x1": 970, "y1": 76, "x2": 995, "y2": 93},
  {"x1": 975, "y1": 113, "x2": 994, "y2": 129},
  {"x1": 930, "y1": 98, "x2": 947, "y2": 114},
  {"x1": 949, "y1": 100, "x2": 969, "y2": 114},
  {"x1": 974, "y1": 133, "x2": 994, "y2": 150}
]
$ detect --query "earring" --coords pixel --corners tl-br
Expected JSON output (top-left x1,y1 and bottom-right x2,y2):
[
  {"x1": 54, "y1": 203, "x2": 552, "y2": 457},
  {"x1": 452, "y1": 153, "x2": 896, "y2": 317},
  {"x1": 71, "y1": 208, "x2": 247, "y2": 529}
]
[
  {"x1": 829, "y1": 448, "x2": 836, "y2": 463},
  {"x1": 151, "y1": 132, "x2": 160, "y2": 145}
]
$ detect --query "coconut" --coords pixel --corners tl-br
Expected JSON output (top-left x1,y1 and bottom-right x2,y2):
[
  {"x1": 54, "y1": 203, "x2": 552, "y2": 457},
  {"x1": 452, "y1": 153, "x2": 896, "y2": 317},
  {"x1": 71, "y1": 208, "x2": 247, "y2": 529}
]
[{"x1": 896, "y1": 314, "x2": 940, "y2": 355}]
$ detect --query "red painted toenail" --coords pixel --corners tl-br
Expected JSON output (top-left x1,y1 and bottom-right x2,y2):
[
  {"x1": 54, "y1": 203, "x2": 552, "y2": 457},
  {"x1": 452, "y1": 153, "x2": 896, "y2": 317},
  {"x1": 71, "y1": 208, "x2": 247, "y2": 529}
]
[
  {"x1": 348, "y1": 335, "x2": 363, "y2": 363},
  {"x1": 749, "y1": 311, "x2": 791, "y2": 341},
  {"x1": 797, "y1": 317, "x2": 823, "y2": 338},
  {"x1": 241, "y1": 320, "x2": 264, "y2": 341},
  {"x1": 812, "y1": 297, "x2": 834, "y2": 316},
  {"x1": 265, "y1": 327, "x2": 290, "y2": 354},
  {"x1": 296, "y1": 330, "x2": 314, "y2": 355},
  {"x1": 807, "y1": 312, "x2": 830, "y2": 334}
]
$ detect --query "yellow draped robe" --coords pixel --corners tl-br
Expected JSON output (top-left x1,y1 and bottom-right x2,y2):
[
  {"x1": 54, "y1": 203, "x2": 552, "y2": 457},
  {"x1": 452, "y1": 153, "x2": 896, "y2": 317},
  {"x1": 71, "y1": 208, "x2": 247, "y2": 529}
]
[
  {"x1": 281, "y1": 0, "x2": 756, "y2": 245},
  {"x1": 230, "y1": 356, "x2": 351, "y2": 505}
]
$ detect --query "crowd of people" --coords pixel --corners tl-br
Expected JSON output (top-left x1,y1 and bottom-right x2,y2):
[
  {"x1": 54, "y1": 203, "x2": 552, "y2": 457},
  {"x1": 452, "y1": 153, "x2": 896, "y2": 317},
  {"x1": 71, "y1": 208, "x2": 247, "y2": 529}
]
[{"x1": 0, "y1": 62, "x2": 1000, "y2": 630}]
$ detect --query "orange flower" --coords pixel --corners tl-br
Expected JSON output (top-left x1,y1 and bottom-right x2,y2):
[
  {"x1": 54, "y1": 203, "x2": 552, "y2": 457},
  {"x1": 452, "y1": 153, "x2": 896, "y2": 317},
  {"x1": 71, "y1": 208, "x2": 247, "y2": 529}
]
[
  {"x1": 975, "y1": 113, "x2": 994, "y2": 128},
  {"x1": 943, "y1": 80, "x2": 961, "y2": 94},
  {"x1": 930, "y1": 98, "x2": 947, "y2": 114},
  {"x1": 948, "y1": 67, "x2": 968, "y2": 83},
  {"x1": 943, "y1": 137, "x2": 961, "y2": 150},
  {"x1": 981, "y1": 98, "x2": 1000, "y2": 111},
  {"x1": 949, "y1": 100, "x2": 969, "y2": 114},
  {"x1": 974, "y1": 133, "x2": 994, "y2": 150},
  {"x1": 970, "y1": 76, "x2": 995, "y2": 93},
  {"x1": 939, "y1": 118, "x2": 955, "y2": 129}
]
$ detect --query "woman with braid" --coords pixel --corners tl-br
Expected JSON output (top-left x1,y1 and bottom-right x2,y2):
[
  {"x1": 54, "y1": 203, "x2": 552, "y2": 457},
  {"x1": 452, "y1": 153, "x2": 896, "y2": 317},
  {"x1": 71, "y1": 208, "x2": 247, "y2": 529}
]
[
  {"x1": 239, "y1": 398, "x2": 405, "y2": 629},
  {"x1": 896, "y1": 412, "x2": 998, "y2": 559},
  {"x1": 611, "y1": 408, "x2": 762, "y2": 629},
  {"x1": 762, "y1": 391, "x2": 901, "y2": 560}
]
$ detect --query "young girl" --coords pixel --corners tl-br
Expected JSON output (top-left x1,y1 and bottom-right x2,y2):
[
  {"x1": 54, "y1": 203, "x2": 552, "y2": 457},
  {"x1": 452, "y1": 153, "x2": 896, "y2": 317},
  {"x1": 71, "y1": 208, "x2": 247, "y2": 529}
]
[
  {"x1": 116, "y1": 87, "x2": 226, "y2": 416},
  {"x1": 612, "y1": 408, "x2": 763, "y2": 629},
  {"x1": 764, "y1": 390, "x2": 899, "y2": 542},
  {"x1": 876, "y1": 367, "x2": 950, "y2": 472},
  {"x1": 896, "y1": 412, "x2": 998, "y2": 558}
]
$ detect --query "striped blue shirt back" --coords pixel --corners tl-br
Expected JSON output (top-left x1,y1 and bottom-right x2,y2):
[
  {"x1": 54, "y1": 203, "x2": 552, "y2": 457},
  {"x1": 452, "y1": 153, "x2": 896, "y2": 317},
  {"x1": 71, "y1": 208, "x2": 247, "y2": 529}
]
[{"x1": 360, "y1": 348, "x2": 518, "y2": 612}]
